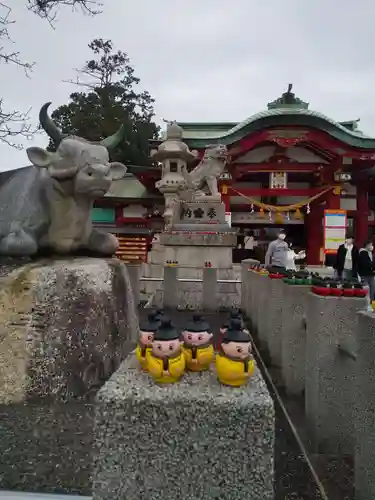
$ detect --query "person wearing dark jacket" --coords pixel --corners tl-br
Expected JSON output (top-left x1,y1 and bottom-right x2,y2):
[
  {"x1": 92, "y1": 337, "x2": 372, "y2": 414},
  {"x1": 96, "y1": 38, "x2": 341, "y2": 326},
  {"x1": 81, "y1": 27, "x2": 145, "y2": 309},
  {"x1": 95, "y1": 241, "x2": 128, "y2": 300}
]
[
  {"x1": 334, "y1": 235, "x2": 359, "y2": 280},
  {"x1": 358, "y1": 240, "x2": 375, "y2": 300}
]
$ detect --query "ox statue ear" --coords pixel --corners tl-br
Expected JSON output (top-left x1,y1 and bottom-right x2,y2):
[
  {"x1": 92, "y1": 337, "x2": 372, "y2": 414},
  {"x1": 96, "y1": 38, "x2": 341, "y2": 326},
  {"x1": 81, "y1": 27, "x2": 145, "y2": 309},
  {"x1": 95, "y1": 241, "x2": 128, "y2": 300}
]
[
  {"x1": 26, "y1": 147, "x2": 52, "y2": 168},
  {"x1": 109, "y1": 162, "x2": 127, "y2": 180}
]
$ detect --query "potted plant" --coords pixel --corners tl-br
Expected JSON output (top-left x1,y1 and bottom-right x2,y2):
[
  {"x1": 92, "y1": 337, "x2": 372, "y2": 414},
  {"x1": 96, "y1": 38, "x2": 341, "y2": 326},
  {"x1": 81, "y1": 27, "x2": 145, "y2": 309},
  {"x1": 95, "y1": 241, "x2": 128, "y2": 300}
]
[
  {"x1": 328, "y1": 280, "x2": 342, "y2": 296},
  {"x1": 312, "y1": 278, "x2": 331, "y2": 296},
  {"x1": 354, "y1": 282, "x2": 368, "y2": 297},
  {"x1": 341, "y1": 281, "x2": 355, "y2": 297}
]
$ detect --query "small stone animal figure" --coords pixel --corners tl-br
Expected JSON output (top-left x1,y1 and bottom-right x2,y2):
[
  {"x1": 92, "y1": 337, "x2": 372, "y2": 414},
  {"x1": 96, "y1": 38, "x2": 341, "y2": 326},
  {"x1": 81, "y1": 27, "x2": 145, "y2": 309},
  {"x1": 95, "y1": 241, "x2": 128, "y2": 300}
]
[
  {"x1": 182, "y1": 144, "x2": 228, "y2": 198},
  {"x1": 136, "y1": 312, "x2": 161, "y2": 371},
  {"x1": 0, "y1": 102, "x2": 127, "y2": 257},
  {"x1": 216, "y1": 320, "x2": 255, "y2": 387},
  {"x1": 147, "y1": 319, "x2": 186, "y2": 384},
  {"x1": 182, "y1": 314, "x2": 214, "y2": 371}
]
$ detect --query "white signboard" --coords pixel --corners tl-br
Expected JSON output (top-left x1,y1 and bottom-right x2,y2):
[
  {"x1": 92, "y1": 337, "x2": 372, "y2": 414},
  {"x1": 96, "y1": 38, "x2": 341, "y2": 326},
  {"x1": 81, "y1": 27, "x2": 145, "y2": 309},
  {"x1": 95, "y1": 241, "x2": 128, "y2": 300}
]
[
  {"x1": 270, "y1": 172, "x2": 287, "y2": 189},
  {"x1": 324, "y1": 210, "x2": 347, "y2": 254},
  {"x1": 225, "y1": 211, "x2": 232, "y2": 227}
]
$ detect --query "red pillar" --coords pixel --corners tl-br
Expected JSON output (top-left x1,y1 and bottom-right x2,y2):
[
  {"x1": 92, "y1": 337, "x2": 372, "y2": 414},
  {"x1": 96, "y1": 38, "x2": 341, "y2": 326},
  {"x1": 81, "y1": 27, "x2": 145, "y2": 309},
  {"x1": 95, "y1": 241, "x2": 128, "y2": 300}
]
[
  {"x1": 222, "y1": 194, "x2": 230, "y2": 212},
  {"x1": 355, "y1": 181, "x2": 369, "y2": 246},
  {"x1": 306, "y1": 202, "x2": 323, "y2": 265}
]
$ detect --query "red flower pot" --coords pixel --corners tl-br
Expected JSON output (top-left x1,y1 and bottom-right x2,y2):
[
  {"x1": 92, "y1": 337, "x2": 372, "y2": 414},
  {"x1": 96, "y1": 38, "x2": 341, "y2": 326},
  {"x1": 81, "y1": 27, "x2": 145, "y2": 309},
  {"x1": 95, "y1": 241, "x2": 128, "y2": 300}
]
[
  {"x1": 269, "y1": 273, "x2": 283, "y2": 279},
  {"x1": 342, "y1": 288, "x2": 355, "y2": 297},
  {"x1": 330, "y1": 288, "x2": 343, "y2": 297},
  {"x1": 312, "y1": 286, "x2": 331, "y2": 296},
  {"x1": 354, "y1": 288, "x2": 368, "y2": 297}
]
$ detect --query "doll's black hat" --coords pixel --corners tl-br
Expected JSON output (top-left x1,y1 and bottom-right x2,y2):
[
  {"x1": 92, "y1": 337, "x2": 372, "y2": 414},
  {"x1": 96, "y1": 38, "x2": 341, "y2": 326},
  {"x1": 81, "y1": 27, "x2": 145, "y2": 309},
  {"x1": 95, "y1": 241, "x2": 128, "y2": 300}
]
[
  {"x1": 154, "y1": 319, "x2": 180, "y2": 341},
  {"x1": 139, "y1": 312, "x2": 161, "y2": 333},
  {"x1": 229, "y1": 309, "x2": 243, "y2": 320},
  {"x1": 222, "y1": 319, "x2": 250, "y2": 343},
  {"x1": 155, "y1": 309, "x2": 164, "y2": 321},
  {"x1": 184, "y1": 314, "x2": 210, "y2": 333}
]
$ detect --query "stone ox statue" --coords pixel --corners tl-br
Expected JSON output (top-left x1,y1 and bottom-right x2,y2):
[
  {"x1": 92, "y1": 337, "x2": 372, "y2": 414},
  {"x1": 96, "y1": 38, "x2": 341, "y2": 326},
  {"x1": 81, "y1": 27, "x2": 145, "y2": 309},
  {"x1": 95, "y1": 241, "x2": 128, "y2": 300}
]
[
  {"x1": 0, "y1": 103, "x2": 127, "y2": 257},
  {"x1": 182, "y1": 144, "x2": 228, "y2": 198}
]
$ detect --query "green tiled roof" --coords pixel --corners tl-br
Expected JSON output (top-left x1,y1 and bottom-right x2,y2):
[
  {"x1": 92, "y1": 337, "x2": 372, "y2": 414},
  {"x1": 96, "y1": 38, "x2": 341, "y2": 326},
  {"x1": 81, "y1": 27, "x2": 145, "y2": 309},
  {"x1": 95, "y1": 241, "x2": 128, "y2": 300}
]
[
  {"x1": 173, "y1": 109, "x2": 375, "y2": 150},
  {"x1": 105, "y1": 173, "x2": 152, "y2": 199},
  {"x1": 155, "y1": 87, "x2": 375, "y2": 150}
]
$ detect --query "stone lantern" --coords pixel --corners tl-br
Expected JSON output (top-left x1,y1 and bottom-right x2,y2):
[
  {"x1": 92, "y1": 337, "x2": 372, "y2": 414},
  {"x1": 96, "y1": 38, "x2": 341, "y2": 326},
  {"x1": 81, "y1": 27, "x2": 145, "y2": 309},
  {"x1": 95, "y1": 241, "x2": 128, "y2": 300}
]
[{"x1": 151, "y1": 121, "x2": 198, "y2": 227}]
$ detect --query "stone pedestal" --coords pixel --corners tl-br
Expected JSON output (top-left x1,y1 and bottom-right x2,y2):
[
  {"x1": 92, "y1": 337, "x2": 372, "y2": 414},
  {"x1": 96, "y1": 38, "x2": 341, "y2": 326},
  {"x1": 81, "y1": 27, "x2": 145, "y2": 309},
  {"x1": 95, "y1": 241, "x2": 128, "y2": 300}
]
[
  {"x1": 93, "y1": 354, "x2": 275, "y2": 500},
  {"x1": 0, "y1": 257, "x2": 138, "y2": 493},
  {"x1": 152, "y1": 198, "x2": 238, "y2": 310}
]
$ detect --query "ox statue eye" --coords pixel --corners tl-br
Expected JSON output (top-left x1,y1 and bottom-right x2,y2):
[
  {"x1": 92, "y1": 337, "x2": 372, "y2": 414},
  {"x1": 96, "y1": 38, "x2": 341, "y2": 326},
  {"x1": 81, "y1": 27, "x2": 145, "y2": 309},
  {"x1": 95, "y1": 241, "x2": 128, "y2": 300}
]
[{"x1": 236, "y1": 347, "x2": 243, "y2": 353}]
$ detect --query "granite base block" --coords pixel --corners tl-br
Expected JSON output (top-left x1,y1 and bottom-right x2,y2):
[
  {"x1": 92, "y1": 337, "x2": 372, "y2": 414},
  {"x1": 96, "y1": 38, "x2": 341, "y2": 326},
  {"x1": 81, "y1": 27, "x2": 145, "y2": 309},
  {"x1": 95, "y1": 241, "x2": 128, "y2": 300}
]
[
  {"x1": 0, "y1": 257, "x2": 139, "y2": 493},
  {"x1": 93, "y1": 354, "x2": 275, "y2": 500}
]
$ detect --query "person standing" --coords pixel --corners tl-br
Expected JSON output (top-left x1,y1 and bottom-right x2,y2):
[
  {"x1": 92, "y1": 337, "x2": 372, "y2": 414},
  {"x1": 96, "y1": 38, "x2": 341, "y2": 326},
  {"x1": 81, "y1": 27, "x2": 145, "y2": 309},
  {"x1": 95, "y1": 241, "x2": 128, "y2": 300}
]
[
  {"x1": 264, "y1": 229, "x2": 288, "y2": 269},
  {"x1": 334, "y1": 235, "x2": 359, "y2": 280},
  {"x1": 244, "y1": 230, "x2": 257, "y2": 259},
  {"x1": 358, "y1": 240, "x2": 375, "y2": 300},
  {"x1": 286, "y1": 243, "x2": 306, "y2": 271}
]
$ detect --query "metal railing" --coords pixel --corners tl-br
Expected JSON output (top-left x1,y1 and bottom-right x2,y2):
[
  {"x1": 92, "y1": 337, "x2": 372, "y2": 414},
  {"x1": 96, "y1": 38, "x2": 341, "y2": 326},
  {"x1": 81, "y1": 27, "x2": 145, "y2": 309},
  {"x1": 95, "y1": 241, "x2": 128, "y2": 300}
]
[
  {"x1": 140, "y1": 277, "x2": 241, "y2": 284},
  {"x1": 140, "y1": 267, "x2": 241, "y2": 310}
]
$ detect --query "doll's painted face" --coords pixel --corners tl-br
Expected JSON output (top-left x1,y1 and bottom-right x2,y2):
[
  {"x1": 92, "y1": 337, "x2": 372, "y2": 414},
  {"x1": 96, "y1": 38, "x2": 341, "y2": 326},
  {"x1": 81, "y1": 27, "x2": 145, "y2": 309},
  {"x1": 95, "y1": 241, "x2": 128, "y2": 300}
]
[
  {"x1": 183, "y1": 330, "x2": 213, "y2": 346},
  {"x1": 152, "y1": 338, "x2": 182, "y2": 357},
  {"x1": 139, "y1": 331, "x2": 154, "y2": 346},
  {"x1": 222, "y1": 341, "x2": 251, "y2": 360}
]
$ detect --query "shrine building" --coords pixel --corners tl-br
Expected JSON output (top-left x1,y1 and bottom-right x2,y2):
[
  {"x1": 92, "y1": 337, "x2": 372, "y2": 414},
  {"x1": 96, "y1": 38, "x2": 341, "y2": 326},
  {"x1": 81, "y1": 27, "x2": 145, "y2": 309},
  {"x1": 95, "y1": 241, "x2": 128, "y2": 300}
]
[{"x1": 93, "y1": 86, "x2": 375, "y2": 264}]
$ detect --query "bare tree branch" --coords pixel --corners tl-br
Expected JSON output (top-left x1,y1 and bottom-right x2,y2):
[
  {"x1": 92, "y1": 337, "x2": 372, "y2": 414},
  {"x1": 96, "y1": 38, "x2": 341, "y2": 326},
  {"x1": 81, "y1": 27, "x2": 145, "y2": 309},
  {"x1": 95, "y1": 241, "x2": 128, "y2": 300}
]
[
  {"x1": 0, "y1": 99, "x2": 37, "y2": 149},
  {"x1": 0, "y1": 2, "x2": 35, "y2": 73},
  {"x1": 0, "y1": 0, "x2": 101, "y2": 148},
  {"x1": 27, "y1": 0, "x2": 102, "y2": 21}
]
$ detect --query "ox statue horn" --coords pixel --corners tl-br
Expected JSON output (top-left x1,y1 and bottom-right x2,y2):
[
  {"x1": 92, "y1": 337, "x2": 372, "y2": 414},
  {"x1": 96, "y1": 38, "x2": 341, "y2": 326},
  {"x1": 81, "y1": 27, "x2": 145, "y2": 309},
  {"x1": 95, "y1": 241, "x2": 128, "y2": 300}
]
[
  {"x1": 100, "y1": 124, "x2": 126, "y2": 150},
  {"x1": 39, "y1": 102, "x2": 65, "y2": 146}
]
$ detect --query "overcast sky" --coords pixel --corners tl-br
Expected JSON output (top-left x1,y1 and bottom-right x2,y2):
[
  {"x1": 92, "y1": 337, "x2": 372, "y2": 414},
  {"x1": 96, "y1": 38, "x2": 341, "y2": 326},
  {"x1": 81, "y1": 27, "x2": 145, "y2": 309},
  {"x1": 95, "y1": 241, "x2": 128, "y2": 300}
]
[{"x1": 1, "y1": 0, "x2": 375, "y2": 170}]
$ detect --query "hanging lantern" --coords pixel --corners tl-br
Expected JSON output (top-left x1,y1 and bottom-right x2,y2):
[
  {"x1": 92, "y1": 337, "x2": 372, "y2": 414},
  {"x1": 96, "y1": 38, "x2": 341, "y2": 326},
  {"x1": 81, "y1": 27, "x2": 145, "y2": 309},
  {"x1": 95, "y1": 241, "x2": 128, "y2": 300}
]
[
  {"x1": 286, "y1": 211, "x2": 290, "y2": 220},
  {"x1": 294, "y1": 208, "x2": 302, "y2": 219},
  {"x1": 275, "y1": 212, "x2": 284, "y2": 224},
  {"x1": 250, "y1": 203, "x2": 255, "y2": 213},
  {"x1": 259, "y1": 207, "x2": 265, "y2": 218},
  {"x1": 306, "y1": 203, "x2": 311, "y2": 214},
  {"x1": 268, "y1": 210, "x2": 272, "y2": 220}
]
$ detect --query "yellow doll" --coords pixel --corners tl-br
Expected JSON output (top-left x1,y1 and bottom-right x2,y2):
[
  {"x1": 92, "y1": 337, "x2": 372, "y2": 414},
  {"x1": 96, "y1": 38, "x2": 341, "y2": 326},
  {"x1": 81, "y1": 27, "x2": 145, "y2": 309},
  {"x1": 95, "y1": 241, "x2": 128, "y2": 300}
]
[
  {"x1": 182, "y1": 314, "x2": 214, "y2": 371},
  {"x1": 216, "y1": 319, "x2": 255, "y2": 387},
  {"x1": 136, "y1": 312, "x2": 161, "y2": 371},
  {"x1": 147, "y1": 319, "x2": 186, "y2": 384}
]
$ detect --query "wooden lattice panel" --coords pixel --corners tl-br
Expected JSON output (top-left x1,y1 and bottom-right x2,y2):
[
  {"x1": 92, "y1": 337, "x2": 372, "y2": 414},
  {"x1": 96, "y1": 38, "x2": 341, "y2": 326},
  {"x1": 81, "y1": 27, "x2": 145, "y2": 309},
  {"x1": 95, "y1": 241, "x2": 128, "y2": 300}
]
[{"x1": 115, "y1": 236, "x2": 148, "y2": 263}]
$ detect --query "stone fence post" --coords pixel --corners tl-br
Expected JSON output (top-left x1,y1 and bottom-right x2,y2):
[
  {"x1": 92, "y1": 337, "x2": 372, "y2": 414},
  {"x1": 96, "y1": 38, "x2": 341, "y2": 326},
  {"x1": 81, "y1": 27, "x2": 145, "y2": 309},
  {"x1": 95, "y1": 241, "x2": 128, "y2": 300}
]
[
  {"x1": 125, "y1": 263, "x2": 142, "y2": 306},
  {"x1": 240, "y1": 259, "x2": 260, "y2": 320},
  {"x1": 163, "y1": 265, "x2": 178, "y2": 309},
  {"x1": 281, "y1": 284, "x2": 310, "y2": 395},
  {"x1": 202, "y1": 267, "x2": 218, "y2": 311},
  {"x1": 252, "y1": 273, "x2": 269, "y2": 342},
  {"x1": 305, "y1": 293, "x2": 366, "y2": 453},
  {"x1": 355, "y1": 311, "x2": 375, "y2": 500},
  {"x1": 263, "y1": 278, "x2": 283, "y2": 367}
]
